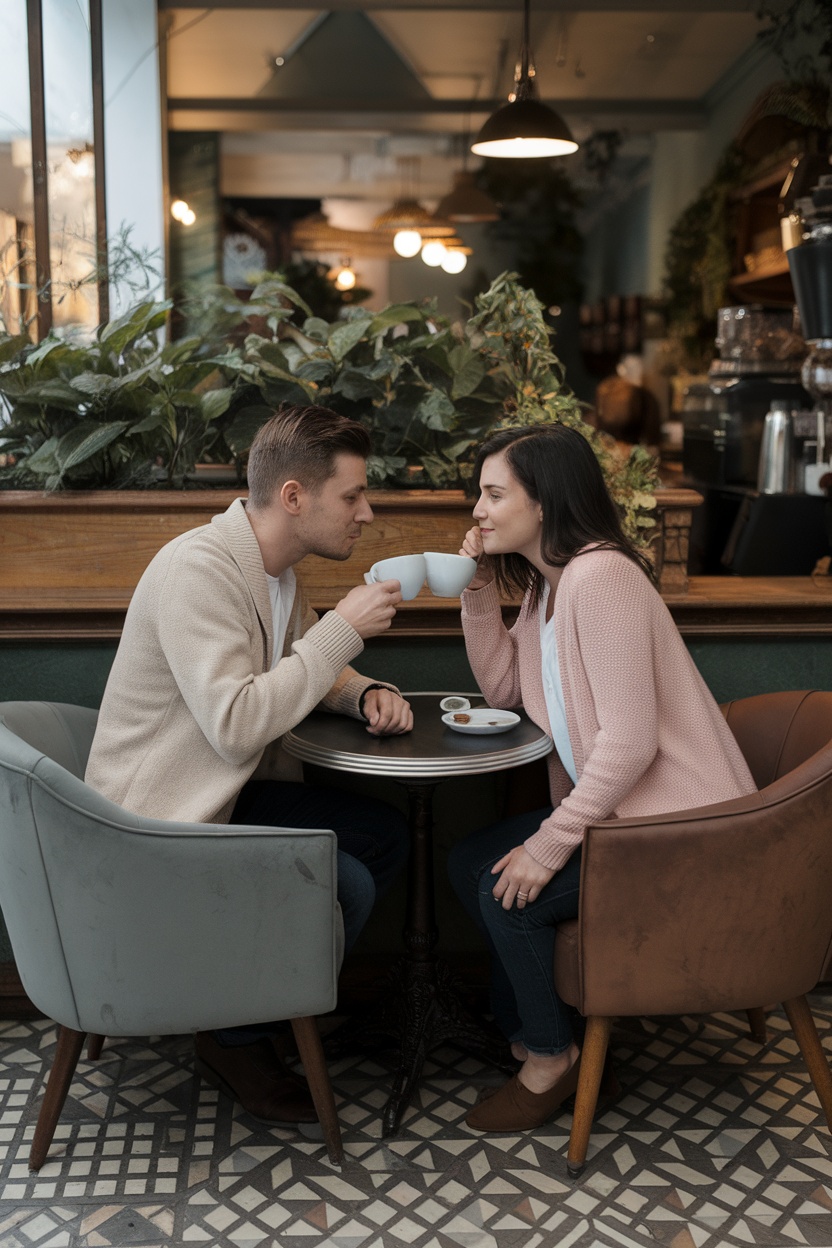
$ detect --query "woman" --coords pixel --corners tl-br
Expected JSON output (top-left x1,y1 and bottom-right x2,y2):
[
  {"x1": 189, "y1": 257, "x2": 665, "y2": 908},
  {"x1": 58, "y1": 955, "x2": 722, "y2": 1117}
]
[{"x1": 449, "y1": 424, "x2": 756, "y2": 1132}]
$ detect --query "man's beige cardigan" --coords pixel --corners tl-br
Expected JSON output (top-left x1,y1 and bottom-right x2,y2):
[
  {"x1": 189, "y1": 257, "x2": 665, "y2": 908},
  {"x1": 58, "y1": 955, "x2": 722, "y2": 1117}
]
[{"x1": 86, "y1": 499, "x2": 390, "y2": 824}]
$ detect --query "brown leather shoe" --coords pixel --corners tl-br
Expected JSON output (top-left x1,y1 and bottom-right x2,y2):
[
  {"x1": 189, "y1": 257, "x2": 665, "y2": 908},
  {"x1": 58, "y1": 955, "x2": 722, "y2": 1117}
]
[
  {"x1": 195, "y1": 1032, "x2": 318, "y2": 1125},
  {"x1": 465, "y1": 1059, "x2": 580, "y2": 1132}
]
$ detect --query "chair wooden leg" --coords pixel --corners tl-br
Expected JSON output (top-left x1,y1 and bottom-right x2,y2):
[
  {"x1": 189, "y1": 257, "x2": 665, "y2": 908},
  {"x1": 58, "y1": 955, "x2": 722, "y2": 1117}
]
[
  {"x1": 290, "y1": 1016, "x2": 343, "y2": 1165},
  {"x1": 783, "y1": 995, "x2": 832, "y2": 1130},
  {"x1": 746, "y1": 1008, "x2": 767, "y2": 1044},
  {"x1": 87, "y1": 1034, "x2": 105, "y2": 1061},
  {"x1": 30, "y1": 1026, "x2": 86, "y2": 1171},
  {"x1": 567, "y1": 1016, "x2": 611, "y2": 1179}
]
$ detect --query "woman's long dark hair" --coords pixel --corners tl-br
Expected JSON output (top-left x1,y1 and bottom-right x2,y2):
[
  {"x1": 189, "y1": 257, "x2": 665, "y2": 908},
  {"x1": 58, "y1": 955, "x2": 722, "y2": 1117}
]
[{"x1": 472, "y1": 424, "x2": 655, "y2": 606}]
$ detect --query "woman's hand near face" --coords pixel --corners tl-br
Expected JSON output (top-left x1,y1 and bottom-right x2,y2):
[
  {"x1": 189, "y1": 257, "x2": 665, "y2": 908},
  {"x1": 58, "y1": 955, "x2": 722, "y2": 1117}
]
[
  {"x1": 491, "y1": 845, "x2": 555, "y2": 909},
  {"x1": 460, "y1": 526, "x2": 494, "y2": 590}
]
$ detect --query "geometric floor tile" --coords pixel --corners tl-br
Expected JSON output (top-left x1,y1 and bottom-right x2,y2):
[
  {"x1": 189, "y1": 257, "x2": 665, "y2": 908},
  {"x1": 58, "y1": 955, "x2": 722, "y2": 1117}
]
[{"x1": 1, "y1": 991, "x2": 831, "y2": 1247}]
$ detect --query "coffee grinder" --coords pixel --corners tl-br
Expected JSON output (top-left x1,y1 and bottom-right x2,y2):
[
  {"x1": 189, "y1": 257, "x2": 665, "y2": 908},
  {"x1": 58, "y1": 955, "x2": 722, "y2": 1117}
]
[
  {"x1": 789, "y1": 173, "x2": 832, "y2": 566},
  {"x1": 681, "y1": 307, "x2": 810, "y2": 572}
]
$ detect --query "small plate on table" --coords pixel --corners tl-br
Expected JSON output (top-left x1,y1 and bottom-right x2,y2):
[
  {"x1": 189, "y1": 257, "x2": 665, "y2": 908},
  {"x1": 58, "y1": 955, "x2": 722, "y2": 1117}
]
[{"x1": 442, "y1": 709, "x2": 521, "y2": 736}]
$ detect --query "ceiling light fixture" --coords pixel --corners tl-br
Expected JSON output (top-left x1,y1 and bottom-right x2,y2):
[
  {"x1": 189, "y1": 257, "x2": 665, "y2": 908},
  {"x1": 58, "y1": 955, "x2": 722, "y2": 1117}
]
[
  {"x1": 171, "y1": 199, "x2": 196, "y2": 226},
  {"x1": 441, "y1": 244, "x2": 470, "y2": 274},
  {"x1": 435, "y1": 170, "x2": 499, "y2": 224},
  {"x1": 471, "y1": 0, "x2": 578, "y2": 160},
  {"x1": 333, "y1": 262, "x2": 357, "y2": 291},
  {"x1": 393, "y1": 229, "x2": 423, "y2": 258},
  {"x1": 374, "y1": 156, "x2": 454, "y2": 260},
  {"x1": 421, "y1": 240, "x2": 447, "y2": 267}
]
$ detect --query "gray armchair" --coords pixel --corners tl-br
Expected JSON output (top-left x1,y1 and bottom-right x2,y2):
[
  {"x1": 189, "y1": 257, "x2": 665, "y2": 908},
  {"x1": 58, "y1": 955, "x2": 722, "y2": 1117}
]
[{"x1": 0, "y1": 701, "x2": 345, "y2": 1169}]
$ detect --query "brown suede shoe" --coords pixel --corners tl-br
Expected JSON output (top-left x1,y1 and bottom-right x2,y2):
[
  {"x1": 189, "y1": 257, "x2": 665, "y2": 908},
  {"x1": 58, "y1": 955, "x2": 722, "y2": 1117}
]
[
  {"x1": 195, "y1": 1032, "x2": 318, "y2": 1125},
  {"x1": 465, "y1": 1059, "x2": 580, "y2": 1132}
]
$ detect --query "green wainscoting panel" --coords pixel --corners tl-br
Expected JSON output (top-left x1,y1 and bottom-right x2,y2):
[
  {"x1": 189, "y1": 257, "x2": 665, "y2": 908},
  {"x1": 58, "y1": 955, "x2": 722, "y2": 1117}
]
[
  {"x1": 0, "y1": 644, "x2": 118, "y2": 708},
  {"x1": 350, "y1": 637, "x2": 477, "y2": 694},
  {"x1": 687, "y1": 638, "x2": 832, "y2": 703}
]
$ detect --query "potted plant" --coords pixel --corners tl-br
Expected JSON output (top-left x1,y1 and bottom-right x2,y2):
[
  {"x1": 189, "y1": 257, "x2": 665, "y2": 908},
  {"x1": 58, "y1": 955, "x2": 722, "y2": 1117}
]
[{"x1": 0, "y1": 274, "x2": 697, "y2": 610}]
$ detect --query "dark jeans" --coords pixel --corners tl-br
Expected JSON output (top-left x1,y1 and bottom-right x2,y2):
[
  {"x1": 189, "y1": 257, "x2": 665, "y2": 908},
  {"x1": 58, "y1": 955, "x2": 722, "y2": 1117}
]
[
  {"x1": 447, "y1": 807, "x2": 581, "y2": 1055},
  {"x1": 216, "y1": 779, "x2": 408, "y2": 1047}
]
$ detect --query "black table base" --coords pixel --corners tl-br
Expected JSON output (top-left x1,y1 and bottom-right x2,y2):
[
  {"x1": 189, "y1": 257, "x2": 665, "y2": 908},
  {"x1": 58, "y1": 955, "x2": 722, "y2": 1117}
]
[
  {"x1": 283, "y1": 696, "x2": 553, "y2": 1137},
  {"x1": 326, "y1": 781, "x2": 516, "y2": 1136}
]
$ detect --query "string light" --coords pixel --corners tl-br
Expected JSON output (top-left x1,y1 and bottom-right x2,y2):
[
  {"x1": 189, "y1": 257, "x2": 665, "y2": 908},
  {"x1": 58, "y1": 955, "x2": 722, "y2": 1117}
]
[
  {"x1": 393, "y1": 229, "x2": 422, "y2": 258},
  {"x1": 441, "y1": 248, "x2": 468, "y2": 274},
  {"x1": 334, "y1": 264, "x2": 357, "y2": 291},
  {"x1": 421, "y1": 240, "x2": 447, "y2": 267},
  {"x1": 171, "y1": 199, "x2": 196, "y2": 226}
]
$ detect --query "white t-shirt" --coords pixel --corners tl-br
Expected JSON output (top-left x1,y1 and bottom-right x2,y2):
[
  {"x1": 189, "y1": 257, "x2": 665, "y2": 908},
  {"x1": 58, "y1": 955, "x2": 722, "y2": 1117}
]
[
  {"x1": 266, "y1": 567, "x2": 297, "y2": 669},
  {"x1": 539, "y1": 583, "x2": 577, "y2": 785}
]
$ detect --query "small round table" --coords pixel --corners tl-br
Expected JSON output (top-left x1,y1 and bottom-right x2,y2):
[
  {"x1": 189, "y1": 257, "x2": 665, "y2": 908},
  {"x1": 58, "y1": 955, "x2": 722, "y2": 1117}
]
[{"x1": 283, "y1": 692, "x2": 552, "y2": 1135}]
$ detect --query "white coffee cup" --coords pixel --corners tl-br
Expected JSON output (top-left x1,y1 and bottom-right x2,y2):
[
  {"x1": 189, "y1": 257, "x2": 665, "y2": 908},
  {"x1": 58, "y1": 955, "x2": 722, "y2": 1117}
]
[
  {"x1": 423, "y1": 551, "x2": 478, "y2": 597},
  {"x1": 364, "y1": 553, "x2": 427, "y2": 601}
]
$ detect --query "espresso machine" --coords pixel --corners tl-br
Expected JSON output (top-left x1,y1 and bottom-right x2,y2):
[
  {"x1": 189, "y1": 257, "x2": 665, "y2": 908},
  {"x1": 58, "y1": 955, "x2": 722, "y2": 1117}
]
[{"x1": 682, "y1": 306, "x2": 815, "y2": 573}]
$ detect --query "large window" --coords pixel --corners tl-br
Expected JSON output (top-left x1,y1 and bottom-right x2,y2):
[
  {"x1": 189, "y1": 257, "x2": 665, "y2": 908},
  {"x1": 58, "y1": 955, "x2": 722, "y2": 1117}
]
[
  {"x1": 0, "y1": 0, "x2": 37, "y2": 336},
  {"x1": 0, "y1": 0, "x2": 106, "y2": 340}
]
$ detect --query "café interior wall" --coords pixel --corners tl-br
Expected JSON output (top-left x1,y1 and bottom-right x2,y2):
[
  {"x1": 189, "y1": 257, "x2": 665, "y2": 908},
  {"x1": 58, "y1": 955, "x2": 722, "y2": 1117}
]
[
  {"x1": 588, "y1": 40, "x2": 786, "y2": 303},
  {"x1": 644, "y1": 42, "x2": 785, "y2": 295},
  {"x1": 581, "y1": 177, "x2": 651, "y2": 305},
  {"x1": 2, "y1": 633, "x2": 831, "y2": 966}
]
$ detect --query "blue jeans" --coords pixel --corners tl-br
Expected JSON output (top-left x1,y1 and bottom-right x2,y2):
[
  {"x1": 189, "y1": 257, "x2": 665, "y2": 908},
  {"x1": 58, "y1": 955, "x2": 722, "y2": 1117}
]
[
  {"x1": 216, "y1": 779, "x2": 408, "y2": 1046},
  {"x1": 447, "y1": 807, "x2": 581, "y2": 1055}
]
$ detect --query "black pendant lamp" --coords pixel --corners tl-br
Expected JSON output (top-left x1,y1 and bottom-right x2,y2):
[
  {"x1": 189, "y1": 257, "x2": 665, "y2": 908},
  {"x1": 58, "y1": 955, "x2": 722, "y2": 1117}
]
[{"x1": 472, "y1": 0, "x2": 578, "y2": 159}]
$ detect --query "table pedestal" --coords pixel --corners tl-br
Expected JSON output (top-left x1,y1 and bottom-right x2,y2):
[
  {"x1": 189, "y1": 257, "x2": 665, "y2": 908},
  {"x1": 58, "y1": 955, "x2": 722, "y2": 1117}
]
[{"x1": 327, "y1": 781, "x2": 515, "y2": 1136}]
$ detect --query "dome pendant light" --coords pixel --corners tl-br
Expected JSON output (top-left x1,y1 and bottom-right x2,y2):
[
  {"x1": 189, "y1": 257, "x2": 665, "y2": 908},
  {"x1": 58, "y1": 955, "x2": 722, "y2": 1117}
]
[
  {"x1": 435, "y1": 170, "x2": 500, "y2": 224},
  {"x1": 374, "y1": 156, "x2": 454, "y2": 259},
  {"x1": 471, "y1": 0, "x2": 578, "y2": 159}
]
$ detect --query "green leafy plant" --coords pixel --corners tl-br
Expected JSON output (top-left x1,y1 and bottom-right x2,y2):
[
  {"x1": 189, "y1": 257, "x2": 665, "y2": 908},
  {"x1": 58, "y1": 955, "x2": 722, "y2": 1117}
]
[
  {"x1": 0, "y1": 273, "x2": 657, "y2": 548},
  {"x1": 755, "y1": 0, "x2": 832, "y2": 112},
  {"x1": 661, "y1": 1, "x2": 832, "y2": 374},
  {"x1": 0, "y1": 301, "x2": 235, "y2": 489},
  {"x1": 661, "y1": 143, "x2": 751, "y2": 374}
]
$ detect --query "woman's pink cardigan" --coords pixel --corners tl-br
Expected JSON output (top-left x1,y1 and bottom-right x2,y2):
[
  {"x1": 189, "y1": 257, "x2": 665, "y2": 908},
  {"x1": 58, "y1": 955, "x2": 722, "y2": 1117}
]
[{"x1": 460, "y1": 548, "x2": 757, "y2": 872}]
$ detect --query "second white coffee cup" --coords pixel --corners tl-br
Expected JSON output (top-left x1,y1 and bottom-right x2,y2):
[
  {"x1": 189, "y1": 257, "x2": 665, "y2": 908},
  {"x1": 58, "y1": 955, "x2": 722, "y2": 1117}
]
[{"x1": 424, "y1": 551, "x2": 478, "y2": 597}]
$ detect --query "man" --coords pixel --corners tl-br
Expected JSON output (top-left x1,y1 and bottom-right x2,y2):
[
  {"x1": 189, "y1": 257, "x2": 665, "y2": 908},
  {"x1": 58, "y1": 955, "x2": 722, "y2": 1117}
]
[{"x1": 86, "y1": 404, "x2": 412, "y2": 1125}]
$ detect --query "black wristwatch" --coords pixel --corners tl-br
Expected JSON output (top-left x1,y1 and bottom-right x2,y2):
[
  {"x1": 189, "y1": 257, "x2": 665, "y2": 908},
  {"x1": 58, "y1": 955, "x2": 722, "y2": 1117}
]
[{"x1": 358, "y1": 683, "x2": 397, "y2": 720}]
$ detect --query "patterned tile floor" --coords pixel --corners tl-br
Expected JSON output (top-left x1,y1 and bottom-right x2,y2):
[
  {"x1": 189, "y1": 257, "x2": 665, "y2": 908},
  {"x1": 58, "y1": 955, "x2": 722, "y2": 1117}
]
[{"x1": 2, "y1": 992, "x2": 832, "y2": 1248}]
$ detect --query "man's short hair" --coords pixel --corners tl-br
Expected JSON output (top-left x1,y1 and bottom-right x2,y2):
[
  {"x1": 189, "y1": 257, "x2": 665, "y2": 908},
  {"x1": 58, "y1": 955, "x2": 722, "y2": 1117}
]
[{"x1": 246, "y1": 404, "x2": 371, "y2": 510}]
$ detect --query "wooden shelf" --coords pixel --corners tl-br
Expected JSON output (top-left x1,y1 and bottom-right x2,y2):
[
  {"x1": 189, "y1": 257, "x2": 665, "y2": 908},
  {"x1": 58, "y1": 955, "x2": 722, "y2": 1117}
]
[
  {"x1": 732, "y1": 257, "x2": 790, "y2": 282},
  {"x1": 729, "y1": 156, "x2": 795, "y2": 306},
  {"x1": 729, "y1": 159, "x2": 793, "y2": 203},
  {"x1": 728, "y1": 257, "x2": 793, "y2": 306}
]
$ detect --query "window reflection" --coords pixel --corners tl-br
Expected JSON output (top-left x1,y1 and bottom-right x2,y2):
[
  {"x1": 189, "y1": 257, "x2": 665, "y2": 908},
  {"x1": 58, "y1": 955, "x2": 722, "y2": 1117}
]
[
  {"x1": 42, "y1": 0, "x2": 98, "y2": 334},
  {"x1": 0, "y1": 0, "x2": 37, "y2": 337}
]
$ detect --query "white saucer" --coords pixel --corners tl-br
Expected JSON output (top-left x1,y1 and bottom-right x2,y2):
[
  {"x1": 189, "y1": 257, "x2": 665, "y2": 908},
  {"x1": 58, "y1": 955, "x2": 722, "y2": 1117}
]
[{"x1": 441, "y1": 709, "x2": 521, "y2": 736}]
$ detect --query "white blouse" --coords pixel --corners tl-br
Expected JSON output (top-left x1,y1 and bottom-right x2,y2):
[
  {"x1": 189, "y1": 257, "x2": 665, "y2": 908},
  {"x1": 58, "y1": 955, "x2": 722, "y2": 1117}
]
[{"x1": 539, "y1": 583, "x2": 577, "y2": 785}]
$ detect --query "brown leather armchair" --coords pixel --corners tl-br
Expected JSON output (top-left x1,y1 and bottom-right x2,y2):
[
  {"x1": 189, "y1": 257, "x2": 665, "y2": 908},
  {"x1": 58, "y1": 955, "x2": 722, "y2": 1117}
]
[{"x1": 554, "y1": 689, "x2": 832, "y2": 1177}]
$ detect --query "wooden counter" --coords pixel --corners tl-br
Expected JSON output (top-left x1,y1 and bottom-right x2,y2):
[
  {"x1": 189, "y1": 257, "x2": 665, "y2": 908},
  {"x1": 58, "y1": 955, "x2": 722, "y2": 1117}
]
[
  {"x1": 1, "y1": 577, "x2": 831, "y2": 641},
  {"x1": 1, "y1": 486, "x2": 829, "y2": 640}
]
